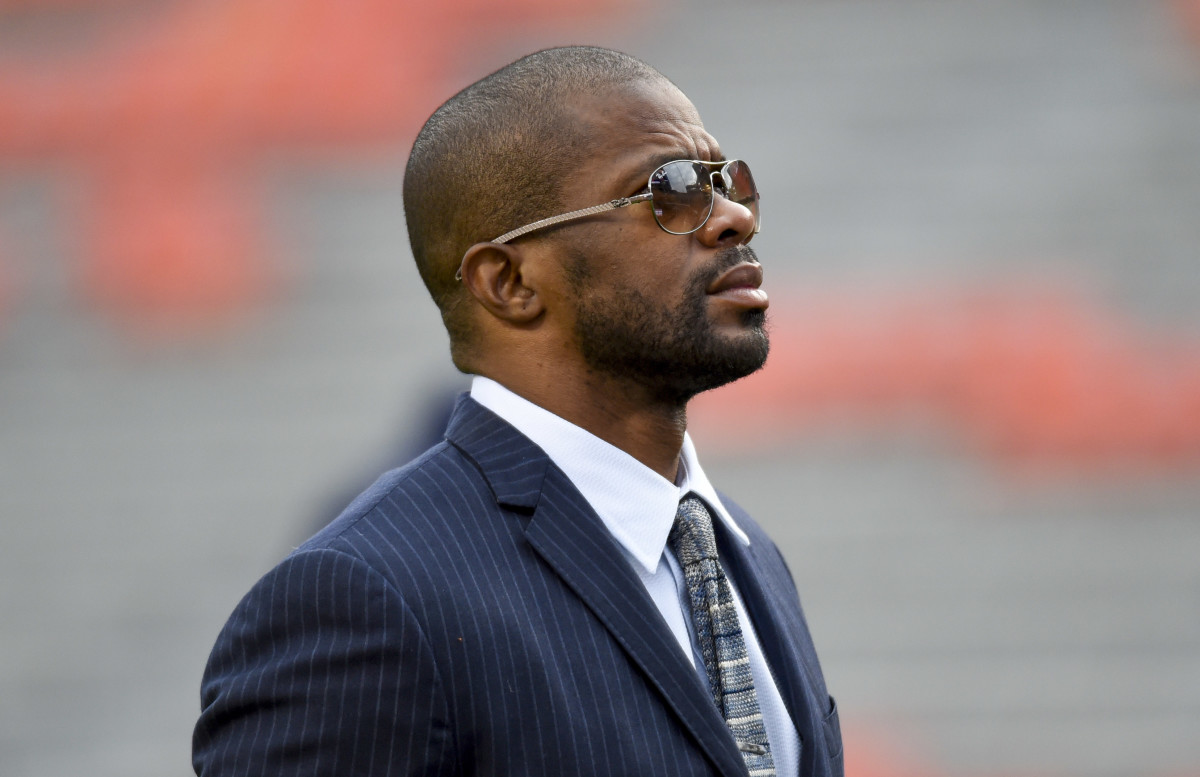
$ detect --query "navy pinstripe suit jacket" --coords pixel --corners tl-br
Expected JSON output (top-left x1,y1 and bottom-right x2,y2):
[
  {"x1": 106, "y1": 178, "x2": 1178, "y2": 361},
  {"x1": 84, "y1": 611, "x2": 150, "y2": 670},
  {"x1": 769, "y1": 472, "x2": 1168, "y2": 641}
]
[{"x1": 194, "y1": 396, "x2": 843, "y2": 777}]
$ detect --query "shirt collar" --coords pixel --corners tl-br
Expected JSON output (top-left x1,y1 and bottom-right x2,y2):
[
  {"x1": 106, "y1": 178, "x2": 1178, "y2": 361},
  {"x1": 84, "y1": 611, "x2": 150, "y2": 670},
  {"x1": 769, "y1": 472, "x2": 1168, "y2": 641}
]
[{"x1": 469, "y1": 376, "x2": 749, "y2": 574}]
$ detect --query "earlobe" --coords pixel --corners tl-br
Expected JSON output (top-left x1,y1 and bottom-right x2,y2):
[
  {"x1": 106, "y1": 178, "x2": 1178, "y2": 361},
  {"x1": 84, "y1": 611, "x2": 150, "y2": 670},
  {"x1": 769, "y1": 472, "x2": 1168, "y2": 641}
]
[{"x1": 458, "y1": 242, "x2": 545, "y2": 324}]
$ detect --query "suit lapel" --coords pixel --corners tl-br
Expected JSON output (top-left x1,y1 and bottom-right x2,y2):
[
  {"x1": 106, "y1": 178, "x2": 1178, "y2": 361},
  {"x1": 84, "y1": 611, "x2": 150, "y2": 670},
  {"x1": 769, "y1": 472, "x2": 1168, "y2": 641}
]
[
  {"x1": 445, "y1": 396, "x2": 747, "y2": 777},
  {"x1": 715, "y1": 517, "x2": 820, "y2": 757}
]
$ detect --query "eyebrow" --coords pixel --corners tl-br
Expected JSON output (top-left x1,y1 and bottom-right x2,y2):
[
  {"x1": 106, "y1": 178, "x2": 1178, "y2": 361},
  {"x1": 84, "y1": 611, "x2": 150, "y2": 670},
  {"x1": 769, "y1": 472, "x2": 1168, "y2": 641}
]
[{"x1": 639, "y1": 151, "x2": 728, "y2": 172}]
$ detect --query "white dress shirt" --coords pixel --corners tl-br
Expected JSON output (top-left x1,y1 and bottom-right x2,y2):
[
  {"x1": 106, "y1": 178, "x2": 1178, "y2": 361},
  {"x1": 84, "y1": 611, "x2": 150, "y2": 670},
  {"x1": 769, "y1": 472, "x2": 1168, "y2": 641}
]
[{"x1": 470, "y1": 376, "x2": 800, "y2": 776}]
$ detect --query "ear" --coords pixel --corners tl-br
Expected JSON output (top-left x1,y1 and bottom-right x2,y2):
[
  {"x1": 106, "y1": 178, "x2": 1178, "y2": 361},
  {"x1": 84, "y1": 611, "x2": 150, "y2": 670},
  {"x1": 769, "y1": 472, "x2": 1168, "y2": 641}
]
[{"x1": 458, "y1": 242, "x2": 545, "y2": 324}]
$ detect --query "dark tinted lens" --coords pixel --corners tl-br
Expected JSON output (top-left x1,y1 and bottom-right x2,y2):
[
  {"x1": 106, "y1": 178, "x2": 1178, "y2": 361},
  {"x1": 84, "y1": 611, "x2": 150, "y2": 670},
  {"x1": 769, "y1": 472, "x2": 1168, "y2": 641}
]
[
  {"x1": 649, "y1": 161, "x2": 714, "y2": 234},
  {"x1": 722, "y1": 160, "x2": 760, "y2": 232}
]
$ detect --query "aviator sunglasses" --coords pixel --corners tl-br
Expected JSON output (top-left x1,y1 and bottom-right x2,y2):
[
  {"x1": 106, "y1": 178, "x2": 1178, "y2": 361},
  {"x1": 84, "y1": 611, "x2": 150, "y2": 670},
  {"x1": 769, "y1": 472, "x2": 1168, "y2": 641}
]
[{"x1": 456, "y1": 159, "x2": 760, "y2": 280}]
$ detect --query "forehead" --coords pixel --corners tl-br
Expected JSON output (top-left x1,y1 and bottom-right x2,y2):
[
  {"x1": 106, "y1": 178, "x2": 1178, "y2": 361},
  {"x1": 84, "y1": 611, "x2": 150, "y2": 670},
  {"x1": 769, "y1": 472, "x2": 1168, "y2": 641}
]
[{"x1": 570, "y1": 80, "x2": 722, "y2": 181}]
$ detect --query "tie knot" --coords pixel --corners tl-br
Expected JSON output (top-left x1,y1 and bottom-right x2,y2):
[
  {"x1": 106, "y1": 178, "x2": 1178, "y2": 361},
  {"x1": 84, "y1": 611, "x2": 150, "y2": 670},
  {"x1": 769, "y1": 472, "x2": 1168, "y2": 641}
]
[{"x1": 670, "y1": 495, "x2": 719, "y2": 565}]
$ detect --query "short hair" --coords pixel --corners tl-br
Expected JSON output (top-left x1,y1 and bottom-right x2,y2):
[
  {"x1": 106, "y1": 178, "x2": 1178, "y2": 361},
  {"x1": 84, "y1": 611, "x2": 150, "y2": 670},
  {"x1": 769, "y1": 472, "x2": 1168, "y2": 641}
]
[{"x1": 402, "y1": 46, "x2": 670, "y2": 358}]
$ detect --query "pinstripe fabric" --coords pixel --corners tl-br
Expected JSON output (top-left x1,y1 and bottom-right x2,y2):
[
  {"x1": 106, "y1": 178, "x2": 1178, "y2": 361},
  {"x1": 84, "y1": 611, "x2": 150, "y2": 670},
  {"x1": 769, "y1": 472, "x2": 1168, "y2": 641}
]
[{"x1": 194, "y1": 395, "x2": 843, "y2": 777}]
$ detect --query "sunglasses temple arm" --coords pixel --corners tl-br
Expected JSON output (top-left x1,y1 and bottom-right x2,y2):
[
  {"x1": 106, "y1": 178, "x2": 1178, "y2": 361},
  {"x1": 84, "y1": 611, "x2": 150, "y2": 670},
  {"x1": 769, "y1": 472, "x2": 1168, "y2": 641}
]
[
  {"x1": 492, "y1": 193, "x2": 652, "y2": 245},
  {"x1": 454, "y1": 193, "x2": 653, "y2": 282}
]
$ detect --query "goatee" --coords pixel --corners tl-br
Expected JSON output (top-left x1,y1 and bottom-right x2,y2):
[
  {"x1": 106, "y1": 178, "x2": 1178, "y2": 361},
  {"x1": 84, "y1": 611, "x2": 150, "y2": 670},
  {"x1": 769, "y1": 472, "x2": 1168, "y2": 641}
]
[{"x1": 568, "y1": 246, "x2": 769, "y2": 406}]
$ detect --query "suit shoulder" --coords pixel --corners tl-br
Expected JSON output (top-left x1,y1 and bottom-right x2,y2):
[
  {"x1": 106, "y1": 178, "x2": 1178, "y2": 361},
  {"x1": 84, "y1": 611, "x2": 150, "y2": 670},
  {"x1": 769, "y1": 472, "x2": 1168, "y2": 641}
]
[
  {"x1": 290, "y1": 441, "x2": 518, "y2": 593},
  {"x1": 301, "y1": 441, "x2": 478, "y2": 539}
]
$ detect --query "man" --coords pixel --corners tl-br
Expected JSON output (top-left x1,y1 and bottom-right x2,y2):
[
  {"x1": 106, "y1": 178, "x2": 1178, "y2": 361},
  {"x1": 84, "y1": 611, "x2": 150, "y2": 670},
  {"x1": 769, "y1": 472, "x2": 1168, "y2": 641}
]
[{"x1": 194, "y1": 46, "x2": 843, "y2": 777}]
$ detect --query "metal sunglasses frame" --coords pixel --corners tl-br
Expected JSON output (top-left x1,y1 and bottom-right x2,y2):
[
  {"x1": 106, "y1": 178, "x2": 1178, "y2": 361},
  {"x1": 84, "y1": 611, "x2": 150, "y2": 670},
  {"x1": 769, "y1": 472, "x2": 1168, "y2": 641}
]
[{"x1": 454, "y1": 159, "x2": 759, "y2": 281}]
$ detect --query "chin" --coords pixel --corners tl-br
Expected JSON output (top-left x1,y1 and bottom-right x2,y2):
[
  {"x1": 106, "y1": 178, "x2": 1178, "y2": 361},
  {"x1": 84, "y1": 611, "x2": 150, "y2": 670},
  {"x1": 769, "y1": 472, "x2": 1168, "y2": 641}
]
[{"x1": 663, "y1": 330, "x2": 770, "y2": 405}]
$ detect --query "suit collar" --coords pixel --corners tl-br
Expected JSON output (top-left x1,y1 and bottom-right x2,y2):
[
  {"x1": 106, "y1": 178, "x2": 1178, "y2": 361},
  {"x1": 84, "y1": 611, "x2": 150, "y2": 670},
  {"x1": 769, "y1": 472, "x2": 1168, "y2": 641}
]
[
  {"x1": 467, "y1": 377, "x2": 749, "y2": 573},
  {"x1": 469, "y1": 376, "x2": 683, "y2": 572},
  {"x1": 444, "y1": 393, "x2": 549, "y2": 509},
  {"x1": 445, "y1": 395, "x2": 749, "y2": 777}
]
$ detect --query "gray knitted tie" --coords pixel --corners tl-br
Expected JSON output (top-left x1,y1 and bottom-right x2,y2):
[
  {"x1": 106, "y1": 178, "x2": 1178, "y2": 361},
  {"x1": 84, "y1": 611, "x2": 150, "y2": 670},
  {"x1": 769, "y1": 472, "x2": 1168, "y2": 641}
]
[{"x1": 669, "y1": 495, "x2": 776, "y2": 777}]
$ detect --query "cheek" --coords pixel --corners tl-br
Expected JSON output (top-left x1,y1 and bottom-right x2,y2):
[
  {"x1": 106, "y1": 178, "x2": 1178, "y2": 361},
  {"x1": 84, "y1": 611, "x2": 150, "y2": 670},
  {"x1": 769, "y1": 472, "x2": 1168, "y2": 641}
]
[
  {"x1": 568, "y1": 223, "x2": 697, "y2": 299},
  {"x1": 614, "y1": 263, "x2": 689, "y2": 307},
  {"x1": 618, "y1": 233, "x2": 694, "y2": 286}
]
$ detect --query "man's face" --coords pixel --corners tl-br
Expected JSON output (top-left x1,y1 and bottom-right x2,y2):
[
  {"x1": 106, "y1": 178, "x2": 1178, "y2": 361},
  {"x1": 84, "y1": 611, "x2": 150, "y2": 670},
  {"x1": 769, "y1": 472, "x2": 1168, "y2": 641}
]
[{"x1": 550, "y1": 80, "x2": 769, "y2": 405}]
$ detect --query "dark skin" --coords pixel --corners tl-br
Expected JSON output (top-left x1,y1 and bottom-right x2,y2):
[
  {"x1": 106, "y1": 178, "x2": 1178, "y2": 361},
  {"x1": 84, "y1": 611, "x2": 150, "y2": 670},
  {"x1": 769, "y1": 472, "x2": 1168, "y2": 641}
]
[{"x1": 456, "y1": 79, "x2": 765, "y2": 482}]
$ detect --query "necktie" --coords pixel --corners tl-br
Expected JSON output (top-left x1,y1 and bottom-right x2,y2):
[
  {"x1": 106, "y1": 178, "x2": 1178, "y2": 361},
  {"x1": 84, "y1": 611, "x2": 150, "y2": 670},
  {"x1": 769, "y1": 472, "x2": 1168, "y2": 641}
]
[{"x1": 669, "y1": 495, "x2": 776, "y2": 777}]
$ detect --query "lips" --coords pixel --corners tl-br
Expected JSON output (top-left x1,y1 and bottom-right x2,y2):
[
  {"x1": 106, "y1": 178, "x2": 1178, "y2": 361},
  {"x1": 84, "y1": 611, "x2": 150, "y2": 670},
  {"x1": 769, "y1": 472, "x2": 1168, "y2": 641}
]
[
  {"x1": 707, "y1": 262, "x2": 763, "y2": 294},
  {"x1": 706, "y1": 262, "x2": 769, "y2": 309}
]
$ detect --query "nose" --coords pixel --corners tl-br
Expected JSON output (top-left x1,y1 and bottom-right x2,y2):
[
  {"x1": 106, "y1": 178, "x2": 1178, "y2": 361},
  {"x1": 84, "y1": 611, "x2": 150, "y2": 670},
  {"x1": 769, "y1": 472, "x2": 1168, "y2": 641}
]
[{"x1": 694, "y1": 178, "x2": 758, "y2": 247}]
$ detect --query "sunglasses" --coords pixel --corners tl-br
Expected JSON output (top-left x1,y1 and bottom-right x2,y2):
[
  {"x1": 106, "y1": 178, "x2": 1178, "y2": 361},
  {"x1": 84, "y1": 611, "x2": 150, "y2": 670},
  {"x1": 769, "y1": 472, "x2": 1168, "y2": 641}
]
[{"x1": 456, "y1": 159, "x2": 760, "y2": 280}]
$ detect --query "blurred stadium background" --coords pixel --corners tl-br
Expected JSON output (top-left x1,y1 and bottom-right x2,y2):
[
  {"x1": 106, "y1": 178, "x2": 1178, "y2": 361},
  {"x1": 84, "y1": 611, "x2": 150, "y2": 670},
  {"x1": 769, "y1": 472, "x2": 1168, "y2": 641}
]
[{"x1": 1, "y1": 0, "x2": 1198, "y2": 775}]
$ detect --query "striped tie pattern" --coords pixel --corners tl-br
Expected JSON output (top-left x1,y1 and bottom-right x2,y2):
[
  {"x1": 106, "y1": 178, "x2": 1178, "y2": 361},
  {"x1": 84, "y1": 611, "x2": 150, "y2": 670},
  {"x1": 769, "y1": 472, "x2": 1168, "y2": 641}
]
[{"x1": 669, "y1": 495, "x2": 776, "y2": 777}]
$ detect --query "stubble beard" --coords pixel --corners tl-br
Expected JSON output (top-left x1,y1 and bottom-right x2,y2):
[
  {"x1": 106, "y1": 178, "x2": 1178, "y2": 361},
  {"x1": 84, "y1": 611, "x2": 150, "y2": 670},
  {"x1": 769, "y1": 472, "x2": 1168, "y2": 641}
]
[{"x1": 568, "y1": 247, "x2": 770, "y2": 407}]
